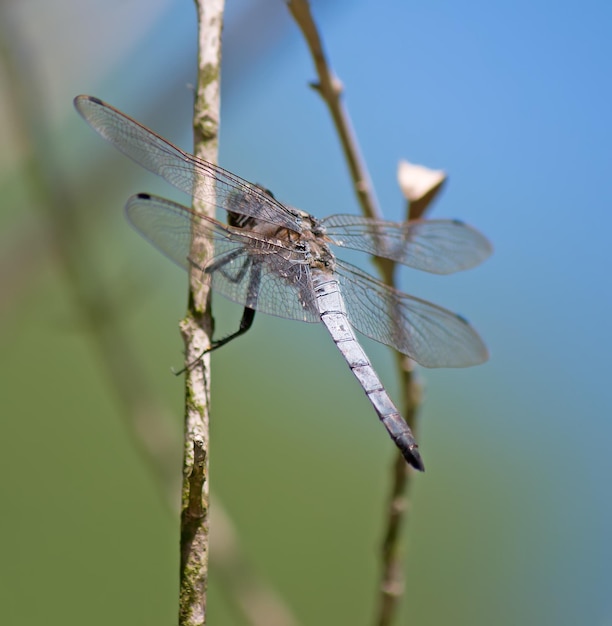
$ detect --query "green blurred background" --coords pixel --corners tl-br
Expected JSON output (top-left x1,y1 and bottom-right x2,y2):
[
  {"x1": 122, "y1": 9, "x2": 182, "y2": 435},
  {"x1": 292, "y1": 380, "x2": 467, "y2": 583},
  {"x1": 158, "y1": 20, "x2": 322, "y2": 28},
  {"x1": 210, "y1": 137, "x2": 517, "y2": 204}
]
[{"x1": 1, "y1": 1, "x2": 611, "y2": 625}]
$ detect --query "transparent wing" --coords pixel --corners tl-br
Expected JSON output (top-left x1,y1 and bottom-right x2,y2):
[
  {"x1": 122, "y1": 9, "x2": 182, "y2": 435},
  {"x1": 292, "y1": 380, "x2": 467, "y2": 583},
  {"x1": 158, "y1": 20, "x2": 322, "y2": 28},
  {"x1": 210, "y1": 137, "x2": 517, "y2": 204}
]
[
  {"x1": 322, "y1": 214, "x2": 492, "y2": 274},
  {"x1": 125, "y1": 194, "x2": 320, "y2": 323},
  {"x1": 74, "y1": 95, "x2": 303, "y2": 232},
  {"x1": 335, "y1": 260, "x2": 489, "y2": 367},
  {"x1": 126, "y1": 193, "x2": 231, "y2": 271}
]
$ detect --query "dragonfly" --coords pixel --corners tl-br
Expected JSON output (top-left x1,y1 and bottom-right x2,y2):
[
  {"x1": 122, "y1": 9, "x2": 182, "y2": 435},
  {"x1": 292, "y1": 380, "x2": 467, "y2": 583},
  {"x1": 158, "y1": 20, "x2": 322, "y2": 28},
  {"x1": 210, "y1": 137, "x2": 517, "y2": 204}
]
[{"x1": 74, "y1": 95, "x2": 492, "y2": 471}]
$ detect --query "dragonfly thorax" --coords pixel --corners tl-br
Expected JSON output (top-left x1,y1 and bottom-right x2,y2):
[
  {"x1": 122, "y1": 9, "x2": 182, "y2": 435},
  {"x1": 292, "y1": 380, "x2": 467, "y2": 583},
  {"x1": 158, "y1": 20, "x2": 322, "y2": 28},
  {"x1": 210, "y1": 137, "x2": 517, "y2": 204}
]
[{"x1": 297, "y1": 213, "x2": 336, "y2": 273}]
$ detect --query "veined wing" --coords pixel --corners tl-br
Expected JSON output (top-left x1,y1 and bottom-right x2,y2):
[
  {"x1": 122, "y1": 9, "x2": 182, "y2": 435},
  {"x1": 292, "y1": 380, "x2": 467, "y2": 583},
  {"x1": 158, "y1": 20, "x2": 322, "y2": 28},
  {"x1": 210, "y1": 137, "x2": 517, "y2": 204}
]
[
  {"x1": 322, "y1": 214, "x2": 492, "y2": 274},
  {"x1": 74, "y1": 95, "x2": 303, "y2": 232},
  {"x1": 335, "y1": 260, "x2": 488, "y2": 367},
  {"x1": 125, "y1": 193, "x2": 319, "y2": 323}
]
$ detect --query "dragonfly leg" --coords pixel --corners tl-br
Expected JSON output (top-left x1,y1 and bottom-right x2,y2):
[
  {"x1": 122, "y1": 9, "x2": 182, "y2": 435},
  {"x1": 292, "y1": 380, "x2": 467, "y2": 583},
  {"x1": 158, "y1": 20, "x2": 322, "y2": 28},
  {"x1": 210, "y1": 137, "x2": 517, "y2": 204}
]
[
  {"x1": 175, "y1": 254, "x2": 261, "y2": 375},
  {"x1": 207, "y1": 306, "x2": 256, "y2": 352},
  {"x1": 174, "y1": 307, "x2": 256, "y2": 375}
]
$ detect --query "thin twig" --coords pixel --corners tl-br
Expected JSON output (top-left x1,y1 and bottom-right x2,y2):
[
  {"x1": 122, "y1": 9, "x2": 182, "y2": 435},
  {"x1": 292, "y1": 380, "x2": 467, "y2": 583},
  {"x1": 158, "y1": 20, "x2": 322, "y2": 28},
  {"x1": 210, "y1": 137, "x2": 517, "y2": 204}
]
[
  {"x1": 286, "y1": 2, "x2": 382, "y2": 217},
  {"x1": 377, "y1": 164, "x2": 444, "y2": 624},
  {"x1": 287, "y1": 3, "x2": 424, "y2": 625},
  {"x1": 178, "y1": 1, "x2": 225, "y2": 624},
  {"x1": 212, "y1": 506, "x2": 300, "y2": 626},
  {"x1": 377, "y1": 356, "x2": 422, "y2": 626}
]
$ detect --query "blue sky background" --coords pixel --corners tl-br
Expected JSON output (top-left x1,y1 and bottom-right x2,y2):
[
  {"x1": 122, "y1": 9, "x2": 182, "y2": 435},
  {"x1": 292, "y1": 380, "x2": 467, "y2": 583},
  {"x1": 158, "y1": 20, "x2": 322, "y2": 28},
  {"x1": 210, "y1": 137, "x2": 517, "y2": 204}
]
[{"x1": 1, "y1": 1, "x2": 611, "y2": 625}]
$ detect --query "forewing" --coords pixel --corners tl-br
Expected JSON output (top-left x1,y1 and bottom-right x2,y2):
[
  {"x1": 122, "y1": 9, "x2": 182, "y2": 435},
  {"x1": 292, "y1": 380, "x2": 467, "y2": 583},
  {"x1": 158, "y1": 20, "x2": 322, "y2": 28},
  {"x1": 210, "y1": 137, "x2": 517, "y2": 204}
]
[
  {"x1": 335, "y1": 260, "x2": 489, "y2": 367},
  {"x1": 125, "y1": 194, "x2": 320, "y2": 323},
  {"x1": 74, "y1": 95, "x2": 302, "y2": 231},
  {"x1": 322, "y1": 214, "x2": 492, "y2": 274}
]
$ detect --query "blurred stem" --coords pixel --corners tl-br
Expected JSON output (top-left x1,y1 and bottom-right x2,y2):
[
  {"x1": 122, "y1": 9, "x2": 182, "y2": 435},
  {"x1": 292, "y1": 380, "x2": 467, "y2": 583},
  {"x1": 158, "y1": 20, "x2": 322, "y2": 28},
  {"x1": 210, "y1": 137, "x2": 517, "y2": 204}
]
[
  {"x1": 178, "y1": 1, "x2": 225, "y2": 625},
  {"x1": 0, "y1": 5, "x2": 181, "y2": 499},
  {"x1": 287, "y1": 2, "x2": 422, "y2": 625},
  {"x1": 211, "y1": 506, "x2": 300, "y2": 626}
]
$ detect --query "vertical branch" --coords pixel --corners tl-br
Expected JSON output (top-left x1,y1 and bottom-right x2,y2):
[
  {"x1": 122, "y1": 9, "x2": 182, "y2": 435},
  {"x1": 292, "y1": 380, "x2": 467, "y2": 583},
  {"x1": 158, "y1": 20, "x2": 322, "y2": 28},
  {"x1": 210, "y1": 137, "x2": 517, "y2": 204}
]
[
  {"x1": 377, "y1": 356, "x2": 422, "y2": 626},
  {"x1": 178, "y1": 1, "x2": 224, "y2": 625},
  {"x1": 286, "y1": 0, "x2": 382, "y2": 217},
  {"x1": 376, "y1": 165, "x2": 444, "y2": 626},
  {"x1": 287, "y1": 2, "x2": 428, "y2": 625}
]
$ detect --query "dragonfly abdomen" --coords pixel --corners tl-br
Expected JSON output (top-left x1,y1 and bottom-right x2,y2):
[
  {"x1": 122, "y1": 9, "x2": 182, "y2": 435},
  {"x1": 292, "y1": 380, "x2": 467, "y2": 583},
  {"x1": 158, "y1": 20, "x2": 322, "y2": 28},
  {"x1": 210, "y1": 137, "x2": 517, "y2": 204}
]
[{"x1": 313, "y1": 273, "x2": 424, "y2": 471}]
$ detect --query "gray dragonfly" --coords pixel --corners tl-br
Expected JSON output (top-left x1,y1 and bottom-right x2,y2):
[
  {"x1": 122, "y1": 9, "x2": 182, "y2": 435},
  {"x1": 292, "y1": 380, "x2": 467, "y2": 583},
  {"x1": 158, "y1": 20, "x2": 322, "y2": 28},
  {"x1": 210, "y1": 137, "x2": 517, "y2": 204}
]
[{"x1": 74, "y1": 95, "x2": 492, "y2": 471}]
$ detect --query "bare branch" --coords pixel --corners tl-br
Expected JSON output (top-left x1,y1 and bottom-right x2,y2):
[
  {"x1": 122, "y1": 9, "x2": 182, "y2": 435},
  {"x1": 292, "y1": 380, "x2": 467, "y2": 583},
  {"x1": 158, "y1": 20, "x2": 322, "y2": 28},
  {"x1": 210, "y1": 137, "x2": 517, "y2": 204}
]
[
  {"x1": 375, "y1": 159, "x2": 448, "y2": 625},
  {"x1": 286, "y1": 3, "x2": 426, "y2": 625},
  {"x1": 376, "y1": 160, "x2": 448, "y2": 622},
  {"x1": 177, "y1": 1, "x2": 225, "y2": 625},
  {"x1": 376, "y1": 354, "x2": 423, "y2": 626},
  {"x1": 287, "y1": 0, "x2": 382, "y2": 223}
]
